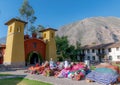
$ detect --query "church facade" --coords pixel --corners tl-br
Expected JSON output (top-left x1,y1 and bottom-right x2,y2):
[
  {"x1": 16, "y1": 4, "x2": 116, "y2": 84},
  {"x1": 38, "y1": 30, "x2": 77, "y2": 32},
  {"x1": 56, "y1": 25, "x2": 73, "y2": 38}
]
[{"x1": 0, "y1": 18, "x2": 57, "y2": 66}]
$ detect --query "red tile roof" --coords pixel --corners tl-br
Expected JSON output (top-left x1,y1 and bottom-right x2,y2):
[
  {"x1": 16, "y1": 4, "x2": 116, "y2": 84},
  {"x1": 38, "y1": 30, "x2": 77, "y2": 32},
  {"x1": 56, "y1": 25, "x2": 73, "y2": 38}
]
[
  {"x1": 39, "y1": 28, "x2": 57, "y2": 32},
  {"x1": 81, "y1": 42, "x2": 120, "y2": 49}
]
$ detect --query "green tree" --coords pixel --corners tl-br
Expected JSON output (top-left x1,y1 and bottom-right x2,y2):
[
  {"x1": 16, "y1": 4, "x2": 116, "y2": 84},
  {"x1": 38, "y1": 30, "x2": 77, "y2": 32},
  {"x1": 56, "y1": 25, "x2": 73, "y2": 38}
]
[
  {"x1": 55, "y1": 36, "x2": 69, "y2": 58},
  {"x1": 36, "y1": 25, "x2": 45, "y2": 38},
  {"x1": 19, "y1": 0, "x2": 37, "y2": 34},
  {"x1": 55, "y1": 36, "x2": 81, "y2": 61},
  {"x1": 75, "y1": 41, "x2": 81, "y2": 61}
]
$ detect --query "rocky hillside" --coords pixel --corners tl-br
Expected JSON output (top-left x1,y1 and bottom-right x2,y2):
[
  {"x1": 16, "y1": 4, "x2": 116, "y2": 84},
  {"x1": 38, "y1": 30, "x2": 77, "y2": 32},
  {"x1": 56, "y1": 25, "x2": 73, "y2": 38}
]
[{"x1": 56, "y1": 17, "x2": 120, "y2": 46}]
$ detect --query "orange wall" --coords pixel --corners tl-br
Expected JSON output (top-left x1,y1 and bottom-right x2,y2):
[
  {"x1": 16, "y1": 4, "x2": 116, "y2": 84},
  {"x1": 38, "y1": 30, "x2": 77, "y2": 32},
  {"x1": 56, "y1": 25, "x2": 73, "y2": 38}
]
[
  {"x1": 24, "y1": 38, "x2": 46, "y2": 61},
  {"x1": 0, "y1": 38, "x2": 46, "y2": 64}
]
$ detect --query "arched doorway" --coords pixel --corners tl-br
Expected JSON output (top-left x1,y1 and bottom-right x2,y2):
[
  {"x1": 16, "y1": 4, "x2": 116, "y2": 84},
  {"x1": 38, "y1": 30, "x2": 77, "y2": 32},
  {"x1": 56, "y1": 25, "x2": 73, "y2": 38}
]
[
  {"x1": 27, "y1": 52, "x2": 43, "y2": 65},
  {"x1": 0, "y1": 52, "x2": 3, "y2": 64},
  {"x1": 30, "y1": 53, "x2": 39, "y2": 64}
]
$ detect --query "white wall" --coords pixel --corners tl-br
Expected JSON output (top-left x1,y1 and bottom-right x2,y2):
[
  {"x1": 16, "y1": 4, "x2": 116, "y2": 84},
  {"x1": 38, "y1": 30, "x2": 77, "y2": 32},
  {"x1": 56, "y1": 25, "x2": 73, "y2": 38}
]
[
  {"x1": 84, "y1": 49, "x2": 99, "y2": 61},
  {"x1": 106, "y1": 48, "x2": 120, "y2": 61},
  {"x1": 83, "y1": 47, "x2": 120, "y2": 62}
]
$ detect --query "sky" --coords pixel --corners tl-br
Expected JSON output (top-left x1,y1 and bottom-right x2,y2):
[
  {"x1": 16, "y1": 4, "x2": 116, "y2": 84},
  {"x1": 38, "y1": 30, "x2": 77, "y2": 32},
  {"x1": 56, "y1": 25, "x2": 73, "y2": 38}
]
[{"x1": 0, "y1": 0, "x2": 120, "y2": 38}]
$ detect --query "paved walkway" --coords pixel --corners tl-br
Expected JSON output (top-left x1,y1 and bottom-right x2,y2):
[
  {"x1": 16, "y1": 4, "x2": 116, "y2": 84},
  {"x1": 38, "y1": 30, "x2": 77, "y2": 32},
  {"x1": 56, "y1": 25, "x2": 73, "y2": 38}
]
[{"x1": 0, "y1": 69, "x2": 120, "y2": 85}]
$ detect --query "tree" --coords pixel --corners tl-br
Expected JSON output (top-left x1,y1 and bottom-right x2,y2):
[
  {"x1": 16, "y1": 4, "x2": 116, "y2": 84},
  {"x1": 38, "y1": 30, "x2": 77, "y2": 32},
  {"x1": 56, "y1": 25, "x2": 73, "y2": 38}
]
[
  {"x1": 75, "y1": 41, "x2": 82, "y2": 61},
  {"x1": 19, "y1": 0, "x2": 37, "y2": 34},
  {"x1": 55, "y1": 36, "x2": 69, "y2": 58},
  {"x1": 36, "y1": 25, "x2": 45, "y2": 38},
  {"x1": 55, "y1": 36, "x2": 81, "y2": 61}
]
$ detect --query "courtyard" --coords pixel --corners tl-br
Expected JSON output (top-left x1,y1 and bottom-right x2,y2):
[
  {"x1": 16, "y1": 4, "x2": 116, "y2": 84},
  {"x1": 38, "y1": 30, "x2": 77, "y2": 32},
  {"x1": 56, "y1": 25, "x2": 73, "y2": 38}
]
[{"x1": 0, "y1": 64, "x2": 120, "y2": 85}]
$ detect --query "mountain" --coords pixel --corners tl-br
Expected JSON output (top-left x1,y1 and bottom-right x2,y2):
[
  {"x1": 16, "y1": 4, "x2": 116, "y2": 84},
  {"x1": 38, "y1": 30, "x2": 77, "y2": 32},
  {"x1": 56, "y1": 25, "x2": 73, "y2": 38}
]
[
  {"x1": 56, "y1": 17, "x2": 120, "y2": 46},
  {"x1": 0, "y1": 37, "x2": 6, "y2": 44}
]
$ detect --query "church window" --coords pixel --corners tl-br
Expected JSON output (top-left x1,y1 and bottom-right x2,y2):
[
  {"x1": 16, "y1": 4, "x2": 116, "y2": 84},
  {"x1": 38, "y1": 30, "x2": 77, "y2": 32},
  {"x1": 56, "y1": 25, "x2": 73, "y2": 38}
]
[
  {"x1": 33, "y1": 42, "x2": 37, "y2": 48},
  {"x1": 10, "y1": 26, "x2": 12, "y2": 32},
  {"x1": 51, "y1": 33, "x2": 54, "y2": 38},
  {"x1": 44, "y1": 33, "x2": 46, "y2": 38},
  {"x1": 17, "y1": 26, "x2": 21, "y2": 32}
]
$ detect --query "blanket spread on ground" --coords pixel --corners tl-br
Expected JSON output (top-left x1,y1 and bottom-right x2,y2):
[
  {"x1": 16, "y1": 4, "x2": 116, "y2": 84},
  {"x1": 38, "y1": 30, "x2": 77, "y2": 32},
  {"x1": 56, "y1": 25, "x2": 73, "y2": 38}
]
[{"x1": 86, "y1": 68, "x2": 118, "y2": 85}]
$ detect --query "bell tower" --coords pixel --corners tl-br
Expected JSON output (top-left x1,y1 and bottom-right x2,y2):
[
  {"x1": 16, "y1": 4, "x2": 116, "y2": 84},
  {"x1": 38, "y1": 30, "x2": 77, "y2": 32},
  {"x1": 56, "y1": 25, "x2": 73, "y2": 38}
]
[
  {"x1": 40, "y1": 28, "x2": 57, "y2": 61},
  {"x1": 4, "y1": 18, "x2": 27, "y2": 66}
]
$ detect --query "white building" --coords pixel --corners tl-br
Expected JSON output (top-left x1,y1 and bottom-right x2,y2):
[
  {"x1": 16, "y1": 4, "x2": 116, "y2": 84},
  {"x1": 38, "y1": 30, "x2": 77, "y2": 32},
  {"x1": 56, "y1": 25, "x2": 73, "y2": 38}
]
[{"x1": 81, "y1": 42, "x2": 120, "y2": 62}]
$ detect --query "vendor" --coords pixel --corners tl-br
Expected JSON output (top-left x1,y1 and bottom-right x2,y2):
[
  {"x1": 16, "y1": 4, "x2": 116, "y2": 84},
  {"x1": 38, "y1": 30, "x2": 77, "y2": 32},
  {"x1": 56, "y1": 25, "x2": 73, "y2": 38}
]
[
  {"x1": 49, "y1": 58, "x2": 57, "y2": 70},
  {"x1": 64, "y1": 60, "x2": 70, "y2": 68}
]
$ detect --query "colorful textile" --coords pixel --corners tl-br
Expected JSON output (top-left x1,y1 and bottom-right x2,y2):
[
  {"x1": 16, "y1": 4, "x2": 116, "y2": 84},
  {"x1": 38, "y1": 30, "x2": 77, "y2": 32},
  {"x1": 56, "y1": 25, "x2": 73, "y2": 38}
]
[
  {"x1": 71, "y1": 64, "x2": 84, "y2": 71},
  {"x1": 49, "y1": 60, "x2": 57, "y2": 70},
  {"x1": 95, "y1": 68, "x2": 116, "y2": 74},
  {"x1": 58, "y1": 62, "x2": 64, "y2": 70},
  {"x1": 86, "y1": 68, "x2": 118, "y2": 85},
  {"x1": 64, "y1": 60, "x2": 69, "y2": 68},
  {"x1": 57, "y1": 69, "x2": 70, "y2": 78}
]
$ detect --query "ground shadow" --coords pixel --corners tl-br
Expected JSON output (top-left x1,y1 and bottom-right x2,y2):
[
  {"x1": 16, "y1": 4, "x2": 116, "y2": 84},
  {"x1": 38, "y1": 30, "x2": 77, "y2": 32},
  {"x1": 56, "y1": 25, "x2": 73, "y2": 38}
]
[
  {"x1": 0, "y1": 64, "x2": 28, "y2": 72},
  {"x1": 0, "y1": 77, "x2": 25, "y2": 85},
  {"x1": 0, "y1": 74, "x2": 26, "y2": 85}
]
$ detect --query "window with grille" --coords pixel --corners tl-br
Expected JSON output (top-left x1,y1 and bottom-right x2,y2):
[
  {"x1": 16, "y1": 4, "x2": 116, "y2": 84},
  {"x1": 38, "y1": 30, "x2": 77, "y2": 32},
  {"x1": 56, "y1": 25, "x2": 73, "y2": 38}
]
[
  {"x1": 117, "y1": 55, "x2": 120, "y2": 59},
  {"x1": 87, "y1": 56, "x2": 90, "y2": 60},
  {"x1": 108, "y1": 48, "x2": 111, "y2": 52},
  {"x1": 92, "y1": 49, "x2": 95, "y2": 53},
  {"x1": 92, "y1": 56, "x2": 95, "y2": 60},
  {"x1": 109, "y1": 56, "x2": 112, "y2": 60}
]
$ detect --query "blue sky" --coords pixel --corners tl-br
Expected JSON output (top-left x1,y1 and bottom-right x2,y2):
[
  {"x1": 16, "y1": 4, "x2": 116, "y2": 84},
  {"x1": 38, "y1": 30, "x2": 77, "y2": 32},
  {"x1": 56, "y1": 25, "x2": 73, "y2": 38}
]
[{"x1": 0, "y1": 0, "x2": 120, "y2": 38}]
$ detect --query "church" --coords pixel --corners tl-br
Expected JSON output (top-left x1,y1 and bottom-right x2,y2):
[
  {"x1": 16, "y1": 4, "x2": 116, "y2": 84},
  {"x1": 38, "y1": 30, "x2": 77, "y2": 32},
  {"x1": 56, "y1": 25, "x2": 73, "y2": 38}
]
[{"x1": 0, "y1": 18, "x2": 57, "y2": 66}]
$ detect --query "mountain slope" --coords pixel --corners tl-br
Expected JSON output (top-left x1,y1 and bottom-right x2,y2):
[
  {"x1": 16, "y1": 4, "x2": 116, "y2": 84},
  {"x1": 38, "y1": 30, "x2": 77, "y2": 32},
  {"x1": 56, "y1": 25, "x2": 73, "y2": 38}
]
[
  {"x1": 0, "y1": 37, "x2": 6, "y2": 44},
  {"x1": 56, "y1": 17, "x2": 120, "y2": 46}
]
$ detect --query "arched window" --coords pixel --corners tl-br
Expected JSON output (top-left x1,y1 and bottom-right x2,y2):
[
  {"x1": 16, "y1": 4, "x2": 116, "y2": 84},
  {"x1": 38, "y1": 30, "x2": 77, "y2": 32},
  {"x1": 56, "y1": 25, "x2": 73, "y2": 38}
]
[
  {"x1": 17, "y1": 27, "x2": 21, "y2": 32},
  {"x1": 9, "y1": 26, "x2": 12, "y2": 32},
  {"x1": 44, "y1": 33, "x2": 46, "y2": 38},
  {"x1": 51, "y1": 33, "x2": 54, "y2": 38},
  {"x1": 33, "y1": 42, "x2": 37, "y2": 48}
]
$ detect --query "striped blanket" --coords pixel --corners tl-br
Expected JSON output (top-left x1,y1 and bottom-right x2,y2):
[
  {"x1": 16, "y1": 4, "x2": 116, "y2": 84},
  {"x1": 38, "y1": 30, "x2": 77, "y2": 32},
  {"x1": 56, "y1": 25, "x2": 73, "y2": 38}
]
[{"x1": 86, "y1": 68, "x2": 118, "y2": 85}]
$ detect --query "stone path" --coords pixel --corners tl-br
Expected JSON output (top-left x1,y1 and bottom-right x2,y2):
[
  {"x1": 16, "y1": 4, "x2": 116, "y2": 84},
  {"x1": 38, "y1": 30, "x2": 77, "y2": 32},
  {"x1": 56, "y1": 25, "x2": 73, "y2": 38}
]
[{"x1": 0, "y1": 69, "x2": 120, "y2": 85}]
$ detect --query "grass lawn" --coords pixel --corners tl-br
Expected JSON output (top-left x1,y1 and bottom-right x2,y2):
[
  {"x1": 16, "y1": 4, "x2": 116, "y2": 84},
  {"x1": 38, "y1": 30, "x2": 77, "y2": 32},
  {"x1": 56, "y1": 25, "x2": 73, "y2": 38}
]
[
  {"x1": 0, "y1": 74, "x2": 13, "y2": 76},
  {"x1": 90, "y1": 65, "x2": 96, "y2": 70},
  {"x1": 0, "y1": 77, "x2": 52, "y2": 85}
]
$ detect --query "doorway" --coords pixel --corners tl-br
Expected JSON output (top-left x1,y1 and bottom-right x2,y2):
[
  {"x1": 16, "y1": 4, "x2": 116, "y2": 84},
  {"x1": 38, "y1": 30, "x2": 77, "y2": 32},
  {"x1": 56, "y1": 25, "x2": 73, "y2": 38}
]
[{"x1": 30, "y1": 53, "x2": 39, "y2": 64}]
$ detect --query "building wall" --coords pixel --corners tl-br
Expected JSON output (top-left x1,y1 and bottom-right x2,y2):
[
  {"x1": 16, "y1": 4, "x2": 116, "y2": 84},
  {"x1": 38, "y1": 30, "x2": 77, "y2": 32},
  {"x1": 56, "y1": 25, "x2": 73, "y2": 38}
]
[
  {"x1": 82, "y1": 47, "x2": 120, "y2": 62},
  {"x1": 4, "y1": 21, "x2": 25, "y2": 66},
  {"x1": 24, "y1": 38, "x2": 46, "y2": 61},
  {"x1": 106, "y1": 48, "x2": 120, "y2": 61},
  {"x1": 42, "y1": 30, "x2": 57, "y2": 61},
  {"x1": 0, "y1": 47, "x2": 5, "y2": 64},
  {"x1": 84, "y1": 49, "x2": 99, "y2": 61}
]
